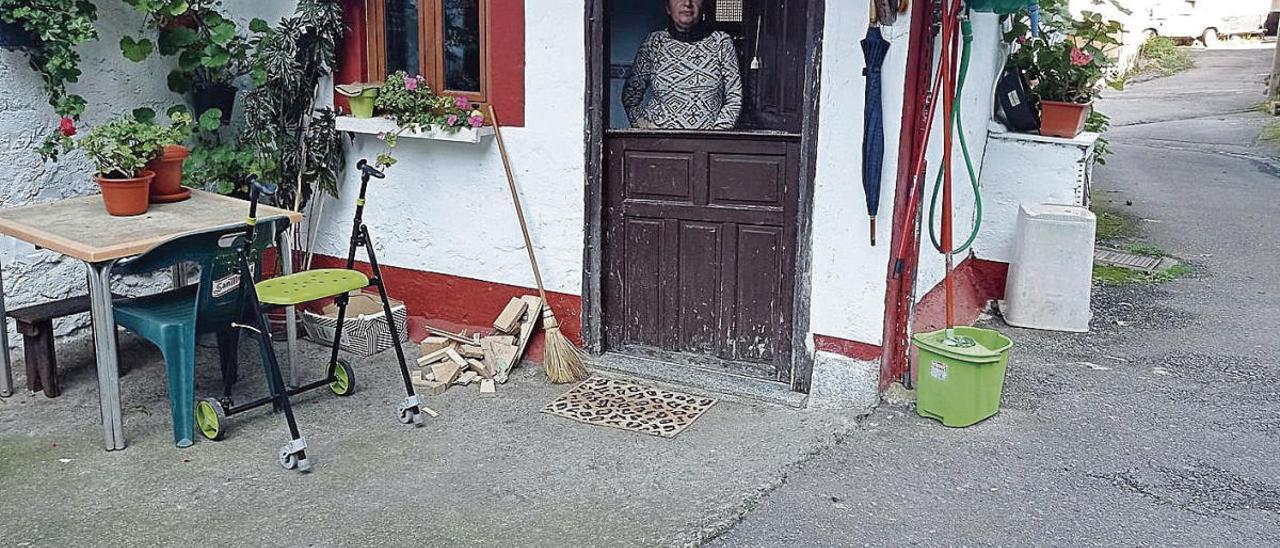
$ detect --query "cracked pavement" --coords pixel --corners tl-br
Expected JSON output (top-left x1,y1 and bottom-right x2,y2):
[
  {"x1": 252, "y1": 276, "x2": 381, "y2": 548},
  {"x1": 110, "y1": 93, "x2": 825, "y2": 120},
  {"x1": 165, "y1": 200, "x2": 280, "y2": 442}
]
[{"x1": 708, "y1": 47, "x2": 1280, "y2": 546}]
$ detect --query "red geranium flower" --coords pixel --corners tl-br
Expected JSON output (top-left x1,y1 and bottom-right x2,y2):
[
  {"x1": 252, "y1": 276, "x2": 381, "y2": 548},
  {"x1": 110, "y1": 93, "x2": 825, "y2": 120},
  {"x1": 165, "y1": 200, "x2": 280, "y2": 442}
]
[
  {"x1": 1070, "y1": 47, "x2": 1094, "y2": 67},
  {"x1": 58, "y1": 117, "x2": 76, "y2": 137}
]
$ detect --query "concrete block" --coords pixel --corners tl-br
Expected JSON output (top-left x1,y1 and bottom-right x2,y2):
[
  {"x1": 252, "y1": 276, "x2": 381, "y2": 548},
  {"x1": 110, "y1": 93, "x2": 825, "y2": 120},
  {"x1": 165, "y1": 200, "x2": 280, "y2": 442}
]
[{"x1": 806, "y1": 351, "x2": 879, "y2": 413}]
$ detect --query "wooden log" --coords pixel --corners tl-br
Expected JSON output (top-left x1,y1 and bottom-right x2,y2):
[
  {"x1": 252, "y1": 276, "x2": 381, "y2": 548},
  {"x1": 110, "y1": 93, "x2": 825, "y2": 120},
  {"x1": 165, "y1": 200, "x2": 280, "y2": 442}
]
[{"x1": 492, "y1": 297, "x2": 529, "y2": 333}]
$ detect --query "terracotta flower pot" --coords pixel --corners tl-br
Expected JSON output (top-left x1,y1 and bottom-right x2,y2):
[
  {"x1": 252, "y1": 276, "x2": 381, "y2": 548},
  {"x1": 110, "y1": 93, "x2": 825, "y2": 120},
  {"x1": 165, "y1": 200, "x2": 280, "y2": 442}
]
[
  {"x1": 1039, "y1": 100, "x2": 1091, "y2": 139},
  {"x1": 96, "y1": 170, "x2": 154, "y2": 216},
  {"x1": 146, "y1": 144, "x2": 190, "y2": 199}
]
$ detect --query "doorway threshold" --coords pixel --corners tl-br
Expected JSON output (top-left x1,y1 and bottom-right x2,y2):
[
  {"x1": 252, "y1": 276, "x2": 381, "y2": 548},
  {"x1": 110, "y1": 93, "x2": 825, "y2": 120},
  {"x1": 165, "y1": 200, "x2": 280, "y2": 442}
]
[{"x1": 588, "y1": 353, "x2": 807, "y2": 408}]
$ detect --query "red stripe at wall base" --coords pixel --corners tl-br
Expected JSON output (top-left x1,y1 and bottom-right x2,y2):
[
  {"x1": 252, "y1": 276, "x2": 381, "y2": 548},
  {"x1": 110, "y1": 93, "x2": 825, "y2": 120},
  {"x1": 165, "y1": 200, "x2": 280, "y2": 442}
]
[
  {"x1": 308, "y1": 254, "x2": 582, "y2": 364},
  {"x1": 813, "y1": 334, "x2": 883, "y2": 361}
]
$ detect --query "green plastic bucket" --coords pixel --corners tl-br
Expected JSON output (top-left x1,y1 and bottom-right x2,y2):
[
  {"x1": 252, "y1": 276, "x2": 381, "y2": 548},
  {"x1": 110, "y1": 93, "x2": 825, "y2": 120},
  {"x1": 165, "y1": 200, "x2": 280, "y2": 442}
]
[
  {"x1": 912, "y1": 326, "x2": 1013, "y2": 427},
  {"x1": 348, "y1": 88, "x2": 379, "y2": 118}
]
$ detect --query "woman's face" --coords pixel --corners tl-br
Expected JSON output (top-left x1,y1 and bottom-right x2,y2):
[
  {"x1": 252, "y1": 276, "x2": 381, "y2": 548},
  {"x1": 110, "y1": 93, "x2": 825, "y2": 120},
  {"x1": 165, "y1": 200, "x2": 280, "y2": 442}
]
[{"x1": 666, "y1": 0, "x2": 703, "y2": 30}]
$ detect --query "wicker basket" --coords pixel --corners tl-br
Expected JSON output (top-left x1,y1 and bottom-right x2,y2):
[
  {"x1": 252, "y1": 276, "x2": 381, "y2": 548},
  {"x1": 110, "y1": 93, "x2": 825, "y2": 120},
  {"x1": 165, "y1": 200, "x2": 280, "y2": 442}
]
[{"x1": 302, "y1": 292, "x2": 409, "y2": 356}]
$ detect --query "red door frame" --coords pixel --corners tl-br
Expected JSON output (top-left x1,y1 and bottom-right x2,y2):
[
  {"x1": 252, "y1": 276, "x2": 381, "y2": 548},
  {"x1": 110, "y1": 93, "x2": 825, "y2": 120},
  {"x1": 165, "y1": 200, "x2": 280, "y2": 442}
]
[{"x1": 879, "y1": 0, "x2": 936, "y2": 389}]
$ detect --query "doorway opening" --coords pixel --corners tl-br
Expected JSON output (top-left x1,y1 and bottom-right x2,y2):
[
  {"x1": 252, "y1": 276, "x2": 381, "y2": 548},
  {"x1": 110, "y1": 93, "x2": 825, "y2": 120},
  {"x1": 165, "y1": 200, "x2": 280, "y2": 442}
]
[{"x1": 584, "y1": 0, "x2": 825, "y2": 393}]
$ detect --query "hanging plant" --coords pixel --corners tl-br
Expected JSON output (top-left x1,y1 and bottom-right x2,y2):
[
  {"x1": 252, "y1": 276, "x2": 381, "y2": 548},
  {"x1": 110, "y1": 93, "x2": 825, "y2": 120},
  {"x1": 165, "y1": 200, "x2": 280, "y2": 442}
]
[
  {"x1": 0, "y1": 0, "x2": 99, "y2": 158},
  {"x1": 119, "y1": 0, "x2": 253, "y2": 124}
]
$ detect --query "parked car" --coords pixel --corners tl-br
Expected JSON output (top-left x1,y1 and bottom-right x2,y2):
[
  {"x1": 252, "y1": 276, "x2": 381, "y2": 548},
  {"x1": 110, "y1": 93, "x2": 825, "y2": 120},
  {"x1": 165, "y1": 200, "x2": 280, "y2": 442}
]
[{"x1": 1146, "y1": 0, "x2": 1269, "y2": 46}]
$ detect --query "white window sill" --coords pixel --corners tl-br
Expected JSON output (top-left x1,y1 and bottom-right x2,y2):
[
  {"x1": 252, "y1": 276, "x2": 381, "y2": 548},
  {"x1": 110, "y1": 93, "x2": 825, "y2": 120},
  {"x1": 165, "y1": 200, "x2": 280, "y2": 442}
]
[{"x1": 334, "y1": 116, "x2": 495, "y2": 144}]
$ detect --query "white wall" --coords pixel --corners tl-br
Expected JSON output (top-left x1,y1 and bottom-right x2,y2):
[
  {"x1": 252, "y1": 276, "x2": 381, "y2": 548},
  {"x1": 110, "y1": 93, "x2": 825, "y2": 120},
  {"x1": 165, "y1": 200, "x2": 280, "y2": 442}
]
[
  {"x1": 805, "y1": 3, "x2": 909, "y2": 347},
  {"x1": 310, "y1": 0, "x2": 585, "y2": 295}
]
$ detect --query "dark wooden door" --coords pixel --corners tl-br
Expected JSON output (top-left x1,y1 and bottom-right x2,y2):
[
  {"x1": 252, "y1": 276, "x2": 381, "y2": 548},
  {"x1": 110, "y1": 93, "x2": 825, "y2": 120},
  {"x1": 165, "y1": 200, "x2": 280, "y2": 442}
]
[
  {"x1": 741, "y1": 0, "x2": 810, "y2": 132},
  {"x1": 603, "y1": 131, "x2": 799, "y2": 382}
]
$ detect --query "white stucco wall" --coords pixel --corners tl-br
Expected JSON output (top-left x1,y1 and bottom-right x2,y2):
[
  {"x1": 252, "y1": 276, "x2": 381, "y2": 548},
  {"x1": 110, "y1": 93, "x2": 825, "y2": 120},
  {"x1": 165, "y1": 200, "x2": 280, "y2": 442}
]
[
  {"x1": 805, "y1": 3, "x2": 910, "y2": 347},
  {"x1": 0, "y1": 1, "x2": 290, "y2": 349},
  {"x1": 310, "y1": 0, "x2": 585, "y2": 295}
]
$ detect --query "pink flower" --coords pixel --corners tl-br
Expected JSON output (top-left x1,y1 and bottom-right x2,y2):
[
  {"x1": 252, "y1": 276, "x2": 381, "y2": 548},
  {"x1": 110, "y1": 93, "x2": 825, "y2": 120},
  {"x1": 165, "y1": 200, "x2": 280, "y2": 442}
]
[
  {"x1": 1016, "y1": 36, "x2": 1028, "y2": 45},
  {"x1": 58, "y1": 117, "x2": 76, "y2": 137},
  {"x1": 376, "y1": 132, "x2": 387, "y2": 141},
  {"x1": 403, "y1": 74, "x2": 418, "y2": 91},
  {"x1": 447, "y1": 114, "x2": 459, "y2": 126},
  {"x1": 468, "y1": 114, "x2": 484, "y2": 128},
  {"x1": 454, "y1": 96, "x2": 469, "y2": 110},
  {"x1": 1069, "y1": 47, "x2": 1093, "y2": 67}
]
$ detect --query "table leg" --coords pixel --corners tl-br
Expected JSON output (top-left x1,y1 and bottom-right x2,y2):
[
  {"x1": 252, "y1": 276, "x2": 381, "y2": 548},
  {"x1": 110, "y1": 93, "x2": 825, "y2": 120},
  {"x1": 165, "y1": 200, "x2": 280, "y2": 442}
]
[
  {"x1": 86, "y1": 261, "x2": 125, "y2": 451},
  {"x1": 0, "y1": 255, "x2": 12, "y2": 398},
  {"x1": 280, "y1": 228, "x2": 300, "y2": 388}
]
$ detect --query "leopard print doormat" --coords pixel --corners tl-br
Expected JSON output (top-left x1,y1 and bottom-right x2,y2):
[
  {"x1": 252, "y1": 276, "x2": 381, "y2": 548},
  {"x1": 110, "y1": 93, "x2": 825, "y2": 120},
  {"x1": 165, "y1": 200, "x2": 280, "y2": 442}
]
[{"x1": 540, "y1": 377, "x2": 718, "y2": 438}]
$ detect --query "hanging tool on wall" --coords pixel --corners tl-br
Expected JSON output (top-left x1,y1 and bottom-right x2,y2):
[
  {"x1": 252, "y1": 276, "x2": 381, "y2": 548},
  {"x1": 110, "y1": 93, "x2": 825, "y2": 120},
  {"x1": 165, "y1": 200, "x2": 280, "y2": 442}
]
[{"x1": 860, "y1": 0, "x2": 892, "y2": 245}]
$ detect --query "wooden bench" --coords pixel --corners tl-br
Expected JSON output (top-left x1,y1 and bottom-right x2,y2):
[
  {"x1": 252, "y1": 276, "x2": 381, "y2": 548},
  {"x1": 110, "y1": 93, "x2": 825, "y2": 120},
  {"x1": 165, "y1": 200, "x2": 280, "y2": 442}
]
[{"x1": 6, "y1": 295, "x2": 91, "y2": 398}]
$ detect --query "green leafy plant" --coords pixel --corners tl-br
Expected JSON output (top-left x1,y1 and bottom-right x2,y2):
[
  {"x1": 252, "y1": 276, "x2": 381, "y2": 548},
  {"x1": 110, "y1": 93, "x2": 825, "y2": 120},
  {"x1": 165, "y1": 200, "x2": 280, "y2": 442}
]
[
  {"x1": 75, "y1": 115, "x2": 185, "y2": 179},
  {"x1": 183, "y1": 141, "x2": 261, "y2": 197},
  {"x1": 1006, "y1": 0, "x2": 1123, "y2": 104},
  {"x1": 1085, "y1": 109, "x2": 1112, "y2": 164},
  {"x1": 0, "y1": 0, "x2": 98, "y2": 158},
  {"x1": 374, "y1": 71, "x2": 483, "y2": 133},
  {"x1": 242, "y1": 0, "x2": 346, "y2": 210},
  {"x1": 119, "y1": 0, "x2": 253, "y2": 95}
]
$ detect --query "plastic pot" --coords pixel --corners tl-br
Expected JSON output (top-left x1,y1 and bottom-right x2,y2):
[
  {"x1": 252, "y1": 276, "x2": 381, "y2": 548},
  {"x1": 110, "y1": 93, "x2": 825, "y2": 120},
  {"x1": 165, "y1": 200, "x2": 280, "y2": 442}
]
[
  {"x1": 146, "y1": 144, "x2": 190, "y2": 198},
  {"x1": 348, "y1": 88, "x2": 379, "y2": 118},
  {"x1": 1039, "y1": 100, "x2": 1091, "y2": 139},
  {"x1": 192, "y1": 83, "x2": 237, "y2": 125},
  {"x1": 96, "y1": 170, "x2": 155, "y2": 216},
  {"x1": 0, "y1": 19, "x2": 34, "y2": 51}
]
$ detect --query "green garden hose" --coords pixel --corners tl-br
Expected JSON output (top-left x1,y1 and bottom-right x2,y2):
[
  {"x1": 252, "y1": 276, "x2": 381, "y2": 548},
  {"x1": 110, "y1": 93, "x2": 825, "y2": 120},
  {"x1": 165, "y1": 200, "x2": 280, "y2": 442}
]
[{"x1": 928, "y1": 18, "x2": 983, "y2": 255}]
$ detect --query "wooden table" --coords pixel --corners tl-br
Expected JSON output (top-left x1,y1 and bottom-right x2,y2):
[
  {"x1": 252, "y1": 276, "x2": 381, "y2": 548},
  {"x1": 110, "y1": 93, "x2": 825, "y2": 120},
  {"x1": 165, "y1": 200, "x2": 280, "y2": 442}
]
[{"x1": 0, "y1": 190, "x2": 302, "y2": 450}]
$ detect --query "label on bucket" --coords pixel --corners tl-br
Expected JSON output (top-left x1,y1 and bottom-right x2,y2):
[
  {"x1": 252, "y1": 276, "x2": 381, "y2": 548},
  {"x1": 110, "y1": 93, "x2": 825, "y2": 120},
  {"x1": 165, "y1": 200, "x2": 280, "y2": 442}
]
[{"x1": 931, "y1": 361, "x2": 948, "y2": 381}]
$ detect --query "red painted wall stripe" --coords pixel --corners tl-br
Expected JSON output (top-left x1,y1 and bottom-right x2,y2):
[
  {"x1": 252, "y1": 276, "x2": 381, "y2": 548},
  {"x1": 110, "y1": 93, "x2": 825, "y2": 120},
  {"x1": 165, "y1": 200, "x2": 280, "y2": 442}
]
[
  {"x1": 813, "y1": 334, "x2": 883, "y2": 361},
  {"x1": 911, "y1": 257, "x2": 1009, "y2": 334},
  {"x1": 489, "y1": 0, "x2": 526, "y2": 126},
  {"x1": 335, "y1": 0, "x2": 368, "y2": 114},
  {"x1": 308, "y1": 254, "x2": 580, "y2": 350}
]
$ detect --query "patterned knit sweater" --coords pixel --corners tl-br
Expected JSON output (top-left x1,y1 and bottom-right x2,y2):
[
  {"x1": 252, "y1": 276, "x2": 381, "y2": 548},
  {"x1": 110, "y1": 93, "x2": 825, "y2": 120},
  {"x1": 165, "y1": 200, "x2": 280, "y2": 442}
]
[{"x1": 622, "y1": 29, "x2": 743, "y2": 130}]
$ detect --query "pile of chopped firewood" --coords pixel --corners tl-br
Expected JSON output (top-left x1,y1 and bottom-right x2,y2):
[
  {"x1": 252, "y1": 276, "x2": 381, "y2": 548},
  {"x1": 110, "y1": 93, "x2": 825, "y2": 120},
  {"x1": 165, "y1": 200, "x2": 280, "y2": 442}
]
[{"x1": 412, "y1": 295, "x2": 542, "y2": 396}]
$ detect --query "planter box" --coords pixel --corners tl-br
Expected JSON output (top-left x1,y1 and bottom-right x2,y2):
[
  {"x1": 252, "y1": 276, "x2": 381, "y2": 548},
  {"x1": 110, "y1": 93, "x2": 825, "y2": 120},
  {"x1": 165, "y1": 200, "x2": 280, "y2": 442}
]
[
  {"x1": 334, "y1": 115, "x2": 494, "y2": 144},
  {"x1": 302, "y1": 292, "x2": 408, "y2": 356}
]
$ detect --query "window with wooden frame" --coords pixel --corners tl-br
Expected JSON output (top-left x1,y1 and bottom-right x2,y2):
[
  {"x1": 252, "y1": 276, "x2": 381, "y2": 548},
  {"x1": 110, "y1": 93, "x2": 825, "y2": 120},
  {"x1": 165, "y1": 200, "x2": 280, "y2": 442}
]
[{"x1": 366, "y1": 0, "x2": 490, "y2": 104}]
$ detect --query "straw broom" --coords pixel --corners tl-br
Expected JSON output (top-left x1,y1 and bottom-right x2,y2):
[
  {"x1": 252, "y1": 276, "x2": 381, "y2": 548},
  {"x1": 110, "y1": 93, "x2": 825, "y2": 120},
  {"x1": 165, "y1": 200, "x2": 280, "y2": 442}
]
[{"x1": 487, "y1": 105, "x2": 589, "y2": 384}]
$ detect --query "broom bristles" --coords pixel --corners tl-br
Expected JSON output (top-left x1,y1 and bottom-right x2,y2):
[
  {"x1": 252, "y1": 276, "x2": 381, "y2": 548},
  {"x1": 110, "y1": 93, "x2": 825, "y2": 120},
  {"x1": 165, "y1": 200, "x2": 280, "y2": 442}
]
[{"x1": 541, "y1": 309, "x2": 589, "y2": 384}]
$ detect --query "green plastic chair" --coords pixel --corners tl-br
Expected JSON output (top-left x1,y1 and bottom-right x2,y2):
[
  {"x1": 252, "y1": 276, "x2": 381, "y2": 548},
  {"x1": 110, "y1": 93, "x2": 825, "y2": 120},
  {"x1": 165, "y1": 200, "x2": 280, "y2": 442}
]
[{"x1": 112, "y1": 220, "x2": 282, "y2": 448}]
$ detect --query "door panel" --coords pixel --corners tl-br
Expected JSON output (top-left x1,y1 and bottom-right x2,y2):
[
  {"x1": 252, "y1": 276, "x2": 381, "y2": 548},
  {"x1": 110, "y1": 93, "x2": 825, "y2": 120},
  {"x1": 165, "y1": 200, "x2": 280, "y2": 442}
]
[{"x1": 604, "y1": 132, "x2": 798, "y2": 382}]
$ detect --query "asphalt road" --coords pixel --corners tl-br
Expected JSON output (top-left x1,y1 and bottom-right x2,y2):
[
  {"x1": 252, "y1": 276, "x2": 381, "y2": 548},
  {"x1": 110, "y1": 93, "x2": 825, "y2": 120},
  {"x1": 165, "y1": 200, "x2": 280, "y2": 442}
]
[{"x1": 709, "y1": 48, "x2": 1280, "y2": 547}]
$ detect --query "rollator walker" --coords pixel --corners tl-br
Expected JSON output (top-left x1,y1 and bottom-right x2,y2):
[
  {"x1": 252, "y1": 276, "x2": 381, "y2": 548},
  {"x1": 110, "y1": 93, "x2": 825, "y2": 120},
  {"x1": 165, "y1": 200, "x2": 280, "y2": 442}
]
[{"x1": 195, "y1": 159, "x2": 429, "y2": 472}]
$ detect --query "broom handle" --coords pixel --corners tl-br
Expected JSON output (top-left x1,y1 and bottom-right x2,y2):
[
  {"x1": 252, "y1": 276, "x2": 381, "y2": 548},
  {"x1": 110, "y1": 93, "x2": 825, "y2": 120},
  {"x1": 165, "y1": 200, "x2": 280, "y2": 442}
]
[{"x1": 488, "y1": 104, "x2": 551, "y2": 306}]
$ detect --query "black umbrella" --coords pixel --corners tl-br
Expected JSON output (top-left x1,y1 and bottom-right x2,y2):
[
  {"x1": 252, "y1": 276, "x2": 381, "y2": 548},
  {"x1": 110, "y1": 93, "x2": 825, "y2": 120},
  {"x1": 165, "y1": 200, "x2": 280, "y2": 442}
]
[{"x1": 860, "y1": 25, "x2": 890, "y2": 246}]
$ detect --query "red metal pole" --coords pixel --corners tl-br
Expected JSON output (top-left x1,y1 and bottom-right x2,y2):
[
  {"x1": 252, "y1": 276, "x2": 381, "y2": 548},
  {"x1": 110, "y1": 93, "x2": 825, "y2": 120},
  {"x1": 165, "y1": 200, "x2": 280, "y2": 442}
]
[{"x1": 940, "y1": 0, "x2": 957, "y2": 329}]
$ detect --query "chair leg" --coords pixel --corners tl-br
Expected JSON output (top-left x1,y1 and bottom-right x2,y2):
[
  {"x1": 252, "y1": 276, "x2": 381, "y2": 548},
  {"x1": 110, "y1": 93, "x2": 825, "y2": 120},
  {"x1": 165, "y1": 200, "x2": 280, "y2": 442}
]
[
  {"x1": 215, "y1": 329, "x2": 241, "y2": 400},
  {"x1": 160, "y1": 326, "x2": 198, "y2": 448}
]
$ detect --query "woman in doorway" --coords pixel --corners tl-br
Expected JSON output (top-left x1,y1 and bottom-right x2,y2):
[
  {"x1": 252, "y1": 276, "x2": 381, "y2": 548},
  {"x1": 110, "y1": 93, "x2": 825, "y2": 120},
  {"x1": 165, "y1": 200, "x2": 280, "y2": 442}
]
[{"x1": 622, "y1": 0, "x2": 743, "y2": 130}]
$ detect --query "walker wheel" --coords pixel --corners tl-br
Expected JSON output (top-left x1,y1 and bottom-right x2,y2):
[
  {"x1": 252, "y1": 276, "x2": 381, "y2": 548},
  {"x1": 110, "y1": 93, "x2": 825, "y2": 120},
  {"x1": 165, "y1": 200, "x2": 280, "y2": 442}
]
[
  {"x1": 279, "y1": 449, "x2": 297, "y2": 470},
  {"x1": 397, "y1": 407, "x2": 417, "y2": 425},
  {"x1": 328, "y1": 359, "x2": 356, "y2": 397},
  {"x1": 195, "y1": 398, "x2": 227, "y2": 441}
]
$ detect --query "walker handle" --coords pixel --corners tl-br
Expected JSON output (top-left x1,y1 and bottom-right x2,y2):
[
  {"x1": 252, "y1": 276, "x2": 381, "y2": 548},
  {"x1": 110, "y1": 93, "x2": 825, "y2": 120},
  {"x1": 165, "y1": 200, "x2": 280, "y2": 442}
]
[
  {"x1": 356, "y1": 159, "x2": 386, "y2": 180},
  {"x1": 246, "y1": 175, "x2": 278, "y2": 221}
]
